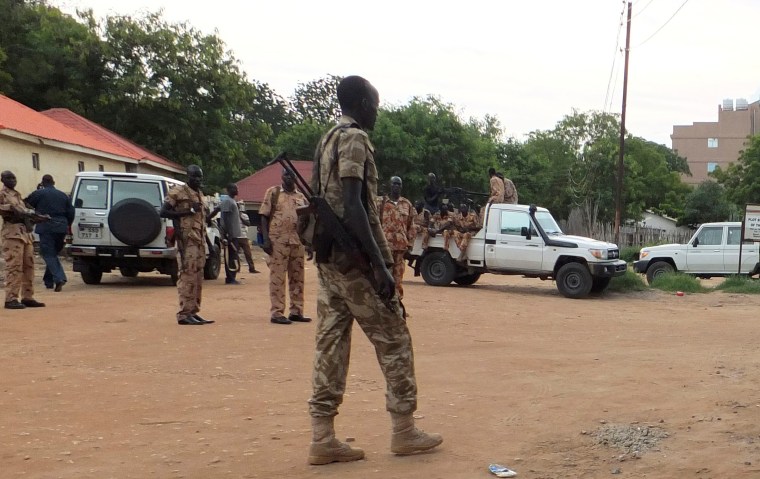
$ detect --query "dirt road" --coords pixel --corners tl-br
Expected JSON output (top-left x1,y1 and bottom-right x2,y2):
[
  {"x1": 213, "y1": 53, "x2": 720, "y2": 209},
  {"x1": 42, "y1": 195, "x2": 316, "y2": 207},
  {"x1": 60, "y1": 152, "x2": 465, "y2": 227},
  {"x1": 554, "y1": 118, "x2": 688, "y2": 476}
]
[{"x1": 2, "y1": 257, "x2": 760, "y2": 479}]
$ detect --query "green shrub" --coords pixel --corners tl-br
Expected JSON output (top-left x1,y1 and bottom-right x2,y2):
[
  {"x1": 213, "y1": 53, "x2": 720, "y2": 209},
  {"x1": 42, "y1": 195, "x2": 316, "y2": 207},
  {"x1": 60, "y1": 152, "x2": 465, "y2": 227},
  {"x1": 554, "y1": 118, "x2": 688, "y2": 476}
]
[
  {"x1": 607, "y1": 269, "x2": 648, "y2": 292},
  {"x1": 649, "y1": 272, "x2": 707, "y2": 293},
  {"x1": 620, "y1": 246, "x2": 641, "y2": 264},
  {"x1": 714, "y1": 275, "x2": 760, "y2": 294}
]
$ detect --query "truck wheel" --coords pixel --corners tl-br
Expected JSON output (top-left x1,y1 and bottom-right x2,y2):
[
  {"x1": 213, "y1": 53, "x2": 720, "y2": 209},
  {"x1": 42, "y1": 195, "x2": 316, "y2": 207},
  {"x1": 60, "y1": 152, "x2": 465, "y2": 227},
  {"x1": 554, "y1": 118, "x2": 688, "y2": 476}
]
[
  {"x1": 646, "y1": 261, "x2": 674, "y2": 284},
  {"x1": 420, "y1": 251, "x2": 456, "y2": 286},
  {"x1": 120, "y1": 267, "x2": 139, "y2": 278},
  {"x1": 81, "y1": 265, "x2": 103, "y2": 285},
  {"x1": 453, "y1": 273, "x2": 481, "y2": 286},
  {"x1": 203, "y1": 241, "x2": 221, "y2": 280},
  {"x1": 556, "y1": 262, "x2": 593, "y2": 298},
  {"x1": 590, "y1": 276, "x2": 611, "y2": 293}
]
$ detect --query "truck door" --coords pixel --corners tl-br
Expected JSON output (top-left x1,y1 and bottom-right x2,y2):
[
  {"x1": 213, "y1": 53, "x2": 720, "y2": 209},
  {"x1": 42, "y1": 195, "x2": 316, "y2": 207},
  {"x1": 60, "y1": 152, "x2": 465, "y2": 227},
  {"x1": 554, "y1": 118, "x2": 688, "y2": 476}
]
[
  {"x1": 72, "y1": 177, "x2": 110, "y2": 245},
  {"x1": 485, "y1": 209, "x2": 543, "y2": 271},
  {"x1": 686, "y1": 225, "x2": 724, "y2": 273},
  {"x1": 724, "y1": 225, "x2": 759, "y2": 273}
]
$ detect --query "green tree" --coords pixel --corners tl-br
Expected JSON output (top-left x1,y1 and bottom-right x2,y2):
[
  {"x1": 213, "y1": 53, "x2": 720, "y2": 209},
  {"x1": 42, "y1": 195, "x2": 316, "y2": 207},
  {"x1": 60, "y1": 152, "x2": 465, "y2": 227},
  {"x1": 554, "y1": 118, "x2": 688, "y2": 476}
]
[
  {"x1": 713, "y1": 134, "x2": 760, "y2": 206},
  {"x1": 290, "y1": 74, "x2": 343, "y2": 125},
  {"x1": 679, "y1": 180, "x2": 733, "y2": 226},
  {"x1": 95, "y1": 11, "x2": 273, "y2": 190},
  {"x1": 0, "y1": 0, "x2": 104, "y2": 114},
  {"x1": 274, "y1": 120, "x2": 325, "y2": 160}
]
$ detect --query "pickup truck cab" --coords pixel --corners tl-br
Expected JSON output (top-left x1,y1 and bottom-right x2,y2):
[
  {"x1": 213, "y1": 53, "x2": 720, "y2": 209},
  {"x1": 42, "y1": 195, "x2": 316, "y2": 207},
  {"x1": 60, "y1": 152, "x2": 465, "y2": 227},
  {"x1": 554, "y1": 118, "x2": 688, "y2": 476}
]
[
  {"x1": 409, "y1": 203, "x2": 627, "y2": 298},
  {"x1": 634, "y1": 222, "x2": 760, "y2": 284}
]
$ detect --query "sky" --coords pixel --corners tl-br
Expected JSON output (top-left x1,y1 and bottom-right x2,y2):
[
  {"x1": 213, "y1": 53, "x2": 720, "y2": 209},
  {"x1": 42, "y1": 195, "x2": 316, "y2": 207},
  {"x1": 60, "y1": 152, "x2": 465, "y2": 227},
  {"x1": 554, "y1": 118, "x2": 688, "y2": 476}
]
[{"x1": 55, "y1": 0, "x2": 760, "y2": 147}]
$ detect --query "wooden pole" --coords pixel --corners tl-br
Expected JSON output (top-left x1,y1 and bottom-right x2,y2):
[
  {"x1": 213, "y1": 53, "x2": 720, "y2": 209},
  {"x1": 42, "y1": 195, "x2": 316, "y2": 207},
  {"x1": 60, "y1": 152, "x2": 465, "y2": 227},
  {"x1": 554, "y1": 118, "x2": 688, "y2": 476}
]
[{"x1": 614, "y1": 1, "x2": 632, "y2": 245}]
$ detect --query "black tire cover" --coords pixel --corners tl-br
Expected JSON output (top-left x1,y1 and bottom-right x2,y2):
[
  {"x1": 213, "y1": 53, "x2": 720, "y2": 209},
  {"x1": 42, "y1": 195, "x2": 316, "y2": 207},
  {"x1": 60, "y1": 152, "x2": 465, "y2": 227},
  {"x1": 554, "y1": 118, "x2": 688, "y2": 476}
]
[{"x1": 109, "y1": 198, "x2": 162, "y2": 247}]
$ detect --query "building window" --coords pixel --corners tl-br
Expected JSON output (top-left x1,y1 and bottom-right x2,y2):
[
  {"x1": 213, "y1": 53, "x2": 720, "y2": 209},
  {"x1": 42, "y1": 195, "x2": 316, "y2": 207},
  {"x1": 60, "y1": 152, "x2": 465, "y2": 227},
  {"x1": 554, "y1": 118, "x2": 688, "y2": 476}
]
[
  {"x1": 707, "y1": 162, "x2": 718, "y2": 173},
  {"x1": 125, "y1": 164, "x2": 137, "y2": 173},
  {"x1": 98, "y1": 164, "x2": 104, "y2": 172},
  {"x1": 78, "y1": 161, "x2": 85, "y2": 172},
  {"x1": 32, "y1": 153, "x2": 40, "y2": 170},
  {"x1": 708, "y1": 138, "x2": 718, "y2": 148}
]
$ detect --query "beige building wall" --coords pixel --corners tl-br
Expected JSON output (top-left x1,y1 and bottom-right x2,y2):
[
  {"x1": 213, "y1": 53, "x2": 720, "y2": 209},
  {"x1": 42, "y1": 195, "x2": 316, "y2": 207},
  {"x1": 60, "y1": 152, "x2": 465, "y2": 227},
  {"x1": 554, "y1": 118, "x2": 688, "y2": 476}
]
[
  {"x1": 672, "y1": 100, "x2": 760, "y2": 185},
  {"x1": 2, "y1": 136, "x2": 136, "y2": 195}
]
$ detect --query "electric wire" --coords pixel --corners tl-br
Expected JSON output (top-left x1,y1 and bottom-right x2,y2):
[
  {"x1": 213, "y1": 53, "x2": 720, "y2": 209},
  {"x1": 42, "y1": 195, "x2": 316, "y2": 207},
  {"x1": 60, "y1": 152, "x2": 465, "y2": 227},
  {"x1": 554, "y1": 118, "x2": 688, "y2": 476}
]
[
  {"x1": 603, "y1": 2, "x2": 627, "y2": 113},
  {"x1": 632, "y1": 0, "x2": 655, "y2": 18},
  {"x1": 634, "y1": 0, "x2": 690, "y2": 48}
]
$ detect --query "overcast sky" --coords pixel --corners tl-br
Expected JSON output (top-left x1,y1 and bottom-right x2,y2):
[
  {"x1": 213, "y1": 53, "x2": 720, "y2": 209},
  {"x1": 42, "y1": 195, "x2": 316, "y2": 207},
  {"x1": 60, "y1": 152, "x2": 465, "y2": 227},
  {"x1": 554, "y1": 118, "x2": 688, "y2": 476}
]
[{"x1": 56, "y1": 0, "x2": 760, "y2": 147}]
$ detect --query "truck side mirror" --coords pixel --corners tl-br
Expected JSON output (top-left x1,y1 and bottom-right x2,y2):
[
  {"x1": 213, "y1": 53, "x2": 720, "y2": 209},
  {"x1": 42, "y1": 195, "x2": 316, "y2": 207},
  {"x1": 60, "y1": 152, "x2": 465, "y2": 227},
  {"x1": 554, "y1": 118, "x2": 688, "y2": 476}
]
[
  {"x1": 692, "y1": 238, "x2": 699, "y2": 247},
  {"x1": 521, "y1": 226, "x2": 531, "y2": 240}
]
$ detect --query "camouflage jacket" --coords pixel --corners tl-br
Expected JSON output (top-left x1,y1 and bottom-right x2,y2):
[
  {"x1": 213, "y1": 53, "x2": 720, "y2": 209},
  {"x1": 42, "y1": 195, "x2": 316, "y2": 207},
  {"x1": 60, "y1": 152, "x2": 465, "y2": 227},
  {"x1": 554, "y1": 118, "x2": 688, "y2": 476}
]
[
  {"x1": 165, "y1": 184, "x2": 206, "y2": 244},
  {"x1": 0, "y1": 186, "x2": 33, "y2": 243},
  {"x1": 378, "y1": 196, "x2": 416, "y2": 251}
]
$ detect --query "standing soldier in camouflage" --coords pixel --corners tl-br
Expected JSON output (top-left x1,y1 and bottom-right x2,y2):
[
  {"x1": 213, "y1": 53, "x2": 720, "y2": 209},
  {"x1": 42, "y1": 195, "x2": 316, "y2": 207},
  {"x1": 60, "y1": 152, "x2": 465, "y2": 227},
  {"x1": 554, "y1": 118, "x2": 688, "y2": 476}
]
[
  {"x1": 488, "y1": 167, "x2": 504, "y2": 204},
  {"x1": 378, "y1": 176, "x2": 415, "y2": 299},
  {"x1": 160, "y1": 165, "x2": 214, "y2": 325},
  {"x1": 307, "y1": 76, "x2": 442, "y2": 465},
  {"x1": 259, "y1": 168, "x2": 311, "y2": 325},
  {"x1": 452, "y1": 203, "x2": 481, "y2": 261},
  {"x1": 501, "y1": 173, "x2": 518, "y2": 204},
  {"x1": 0, "y1": 171, "x2": 47, "y2": 309}
]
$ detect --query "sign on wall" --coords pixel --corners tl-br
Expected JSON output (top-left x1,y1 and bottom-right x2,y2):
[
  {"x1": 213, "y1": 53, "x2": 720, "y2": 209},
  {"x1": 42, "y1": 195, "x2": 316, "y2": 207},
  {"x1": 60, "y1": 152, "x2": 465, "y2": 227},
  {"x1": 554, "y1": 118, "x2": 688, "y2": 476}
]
[{"x1": 743, "y1": 204, "x2": 760, "y2": 241}]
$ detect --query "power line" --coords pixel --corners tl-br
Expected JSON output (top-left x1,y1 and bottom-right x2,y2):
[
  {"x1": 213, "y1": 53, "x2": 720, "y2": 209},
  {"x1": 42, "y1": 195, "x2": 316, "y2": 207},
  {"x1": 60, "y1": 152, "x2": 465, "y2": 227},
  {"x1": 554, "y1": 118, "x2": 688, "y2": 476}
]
[
  {"x1": 603, "y1": 2, "x2": 627, "y2": 112},
  {"x1": 634, "y1": 0, "x2": 690, "y2": 48},
  {"x1": 632, "y1": 0, "x2": 655, "y2": 18}
]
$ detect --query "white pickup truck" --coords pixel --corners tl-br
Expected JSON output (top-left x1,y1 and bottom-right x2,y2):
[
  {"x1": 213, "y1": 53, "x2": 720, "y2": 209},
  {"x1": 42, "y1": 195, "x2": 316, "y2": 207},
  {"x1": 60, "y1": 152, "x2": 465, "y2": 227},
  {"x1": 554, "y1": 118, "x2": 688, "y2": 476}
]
[
  {"x1": 409, "y1": 203, "x2": 627, "y2": 298},
  {"x1": 633, "y1": 222, "x2": 760, "y2": 284}
]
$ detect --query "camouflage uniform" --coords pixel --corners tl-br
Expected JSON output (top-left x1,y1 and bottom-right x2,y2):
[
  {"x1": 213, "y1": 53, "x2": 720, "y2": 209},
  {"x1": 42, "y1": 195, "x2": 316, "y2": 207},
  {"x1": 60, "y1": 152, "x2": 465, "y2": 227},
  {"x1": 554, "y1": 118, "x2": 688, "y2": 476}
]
[
  {"x1": 308, "y1": 115, "x2": 417, "y2": 418},
  {"x1": 488, "y1": 176, "x2": 505, "y2": 204},
  {"x1": 259, "y1": 186, "x2": 309, "y2": 319},
  {"x1": 429, "y1": 210, "x2": 454, "y2": 251},
  {"x1": 453, "y1": 211, "x2": 481, "y2": 260},
  {"x1": 165, "y1": 184, "x2": 206, "y2": 322},
  {"x1": 503, "y1": 177, "x2": 518, "y2": 204},
  {"x1": 378, "y1": 196, "x2": 415, "y2": 299},
  {"x1": 0, "y1": 186, "x2": 35, "y2": 303}
]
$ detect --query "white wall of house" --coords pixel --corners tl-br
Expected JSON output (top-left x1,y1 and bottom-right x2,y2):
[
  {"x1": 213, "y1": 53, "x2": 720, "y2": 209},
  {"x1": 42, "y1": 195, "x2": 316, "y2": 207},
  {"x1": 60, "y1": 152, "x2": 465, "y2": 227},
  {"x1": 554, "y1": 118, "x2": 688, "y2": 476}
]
[{"x1": 640, "y1": 211, "x2": 692, "y2": 234}]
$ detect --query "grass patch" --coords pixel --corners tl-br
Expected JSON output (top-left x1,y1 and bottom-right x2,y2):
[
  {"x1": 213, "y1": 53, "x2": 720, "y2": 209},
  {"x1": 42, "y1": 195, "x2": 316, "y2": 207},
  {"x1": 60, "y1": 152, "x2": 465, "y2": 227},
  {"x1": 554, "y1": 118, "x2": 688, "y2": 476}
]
[
  {"x1": 649, "y1": 272, "x2": 708, "y2": 293},
  {"x1": 619, "y1": 246, "x2": 641, "y2": 264},
  {"x1": 714, "y1": 275, "x2": 760, "y2": 294},
  {"x1": 607, "y1": 269, "x2": 648, "y2": 292}
]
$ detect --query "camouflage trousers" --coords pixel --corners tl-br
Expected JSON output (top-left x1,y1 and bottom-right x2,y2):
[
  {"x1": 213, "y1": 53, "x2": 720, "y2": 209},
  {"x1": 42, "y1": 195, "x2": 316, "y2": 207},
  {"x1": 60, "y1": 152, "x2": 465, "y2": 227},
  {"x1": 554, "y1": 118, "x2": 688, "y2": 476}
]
[
  {"x1": 2, "y1": 238, "x2": 34, "y2": 302},
  {"x1": 453, "y1": 231, "x2": 473, "y2": 259},
  {"x1": 308, "y1": 261, "x2": 417, "y2": 418},
  {"x1": 177, "y1": 240, "x2": 205, "y2": 321},
  {"x1": 422, "y1": 229, "x2": 451, "y2": 250},
  {"x1": 265, "y1": 241, "x2": 305, "y2": 318},
  {"x1": 391, "y1": 250, "x2": 407, "y2": 299}
]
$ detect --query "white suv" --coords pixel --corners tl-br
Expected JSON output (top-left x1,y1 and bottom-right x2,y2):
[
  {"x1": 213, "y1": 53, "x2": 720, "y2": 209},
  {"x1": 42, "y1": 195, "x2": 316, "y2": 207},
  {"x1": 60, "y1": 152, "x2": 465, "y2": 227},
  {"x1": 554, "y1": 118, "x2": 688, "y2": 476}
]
[{"x1": 66, "y1": 172, "x2": 221, "y2": 285}]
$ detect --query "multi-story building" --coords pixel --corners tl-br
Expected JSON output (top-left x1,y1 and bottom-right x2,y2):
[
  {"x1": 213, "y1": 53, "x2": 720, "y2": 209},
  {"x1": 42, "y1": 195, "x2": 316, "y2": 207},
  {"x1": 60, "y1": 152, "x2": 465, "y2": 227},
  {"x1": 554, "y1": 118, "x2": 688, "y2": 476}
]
[{"x1": 671, "y1": 98, "x2": 760, "y2": 185}]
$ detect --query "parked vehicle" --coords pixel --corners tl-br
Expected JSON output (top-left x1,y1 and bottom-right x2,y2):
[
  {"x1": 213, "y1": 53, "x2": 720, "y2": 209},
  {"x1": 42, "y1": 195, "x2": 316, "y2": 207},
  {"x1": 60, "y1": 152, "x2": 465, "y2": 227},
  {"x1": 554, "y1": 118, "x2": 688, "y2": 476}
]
[
  {"x1": 409, "y1": 203, "x2": 627, "y2": 298},
  {"x1": 66, "y1": 172, "x2": 222, "y2": 285},
  {"x1": 634, "y1": 222, "x2": 760, "y2": 284}
]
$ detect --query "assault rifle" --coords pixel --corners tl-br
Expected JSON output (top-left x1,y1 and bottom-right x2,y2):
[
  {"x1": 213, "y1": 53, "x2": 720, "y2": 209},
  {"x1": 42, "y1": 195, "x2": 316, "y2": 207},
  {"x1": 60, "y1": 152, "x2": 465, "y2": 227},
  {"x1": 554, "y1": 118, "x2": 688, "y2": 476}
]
[{"x1": 267, "y1": 152, "x2": 398, "y2": 313}]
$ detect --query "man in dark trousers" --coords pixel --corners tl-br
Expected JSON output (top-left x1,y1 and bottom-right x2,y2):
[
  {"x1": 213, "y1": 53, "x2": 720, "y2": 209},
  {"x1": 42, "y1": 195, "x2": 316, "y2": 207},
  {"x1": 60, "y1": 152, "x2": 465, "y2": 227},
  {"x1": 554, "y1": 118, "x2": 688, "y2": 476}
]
[
  {"x1": 220, "y1": 184, "x2": 242, "y2": 284},
  {"x1": 25, "y1": 174, "x2": 75, "y2": 291}
]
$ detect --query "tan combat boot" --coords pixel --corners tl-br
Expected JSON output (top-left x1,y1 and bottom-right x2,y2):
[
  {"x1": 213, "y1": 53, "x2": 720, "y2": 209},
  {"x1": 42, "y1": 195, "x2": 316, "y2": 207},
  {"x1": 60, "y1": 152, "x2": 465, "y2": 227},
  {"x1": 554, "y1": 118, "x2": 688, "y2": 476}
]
[
  {"x1": 390, "y1": 412, "x2": 443, "y2": 455},
  {"x1": 308, "y1": 416, "x2": 365, "y2": 465}
]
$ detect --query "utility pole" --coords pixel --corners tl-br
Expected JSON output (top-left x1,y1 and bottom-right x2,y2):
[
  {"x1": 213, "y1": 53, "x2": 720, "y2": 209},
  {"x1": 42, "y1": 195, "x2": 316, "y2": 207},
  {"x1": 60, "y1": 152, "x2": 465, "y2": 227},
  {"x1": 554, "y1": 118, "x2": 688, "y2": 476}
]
[{"x1": 614, "y1": 1, "x2": 632, "y2": 245}]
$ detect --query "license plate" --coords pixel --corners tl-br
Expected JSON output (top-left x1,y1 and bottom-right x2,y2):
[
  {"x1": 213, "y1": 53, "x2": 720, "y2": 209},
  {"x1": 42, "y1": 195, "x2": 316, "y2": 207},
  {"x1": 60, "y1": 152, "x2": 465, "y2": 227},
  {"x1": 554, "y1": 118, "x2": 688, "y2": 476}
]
[{"x1": 79, "y1": 226, "x2": 101, "y2": 239}]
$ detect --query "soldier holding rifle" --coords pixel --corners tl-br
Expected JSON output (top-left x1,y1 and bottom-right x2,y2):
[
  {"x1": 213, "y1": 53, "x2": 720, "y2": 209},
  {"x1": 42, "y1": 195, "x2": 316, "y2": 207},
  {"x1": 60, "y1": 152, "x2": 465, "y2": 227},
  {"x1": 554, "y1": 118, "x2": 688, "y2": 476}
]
[
  {"x1": 159, "y1": 165, "x2": 214, "y2": 326},
  {"x1": 305, "y1": 76, "x2": 442, "y2": 465}
]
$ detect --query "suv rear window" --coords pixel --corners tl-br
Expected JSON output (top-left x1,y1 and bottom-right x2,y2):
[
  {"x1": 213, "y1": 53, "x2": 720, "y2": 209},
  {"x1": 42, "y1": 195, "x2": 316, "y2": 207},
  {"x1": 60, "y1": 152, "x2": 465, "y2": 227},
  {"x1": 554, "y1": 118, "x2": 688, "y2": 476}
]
[
  {"x1": 112, "y1": 180, "x2": 162, "y2": 208},
  {"x1": 75, "y1": 179, "x2": 108, "y2": 209}
]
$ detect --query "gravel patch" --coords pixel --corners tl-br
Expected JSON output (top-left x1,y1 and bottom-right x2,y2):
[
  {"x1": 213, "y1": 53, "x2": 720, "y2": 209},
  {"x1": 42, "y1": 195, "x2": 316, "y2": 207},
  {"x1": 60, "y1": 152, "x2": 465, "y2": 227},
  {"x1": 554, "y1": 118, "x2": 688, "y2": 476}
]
[{"x1": 591, "y1": 423, "x2": 669, "y2": 456}]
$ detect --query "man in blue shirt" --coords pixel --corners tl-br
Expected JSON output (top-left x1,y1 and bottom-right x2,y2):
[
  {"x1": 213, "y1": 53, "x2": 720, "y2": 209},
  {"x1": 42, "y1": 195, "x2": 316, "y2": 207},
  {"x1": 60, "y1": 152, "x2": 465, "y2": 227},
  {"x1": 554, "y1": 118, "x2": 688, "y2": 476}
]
[{"x1": 25, "y1": 175, "x2": 75, "y2": 291}]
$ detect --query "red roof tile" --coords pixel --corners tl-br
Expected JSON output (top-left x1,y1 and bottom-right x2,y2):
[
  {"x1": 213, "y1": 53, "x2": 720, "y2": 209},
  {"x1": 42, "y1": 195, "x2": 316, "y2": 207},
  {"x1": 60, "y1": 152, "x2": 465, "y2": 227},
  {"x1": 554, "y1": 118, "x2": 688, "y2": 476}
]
[
  {"x1": 41, "y1": 108, "x2": 183, "y2": 172},
  {"x1": 237, "y1": 161, "x2": 313, "y2": 203}
]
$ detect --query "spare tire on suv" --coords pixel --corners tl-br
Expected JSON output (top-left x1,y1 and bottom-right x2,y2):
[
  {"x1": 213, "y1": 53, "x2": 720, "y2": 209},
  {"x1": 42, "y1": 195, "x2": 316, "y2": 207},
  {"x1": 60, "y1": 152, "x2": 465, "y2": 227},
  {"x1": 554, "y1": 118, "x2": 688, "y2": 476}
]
[{"x1": 108, "y1": 198, "x2": 162, "y2": 246}]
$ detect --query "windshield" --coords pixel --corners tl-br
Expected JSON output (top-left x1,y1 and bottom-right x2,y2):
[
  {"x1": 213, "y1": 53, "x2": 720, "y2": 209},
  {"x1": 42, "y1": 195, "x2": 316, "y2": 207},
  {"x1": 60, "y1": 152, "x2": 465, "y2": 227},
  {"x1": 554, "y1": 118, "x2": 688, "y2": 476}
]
[{"x1": 535, "y1": 211, "x2": 562, "y2": 235}]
